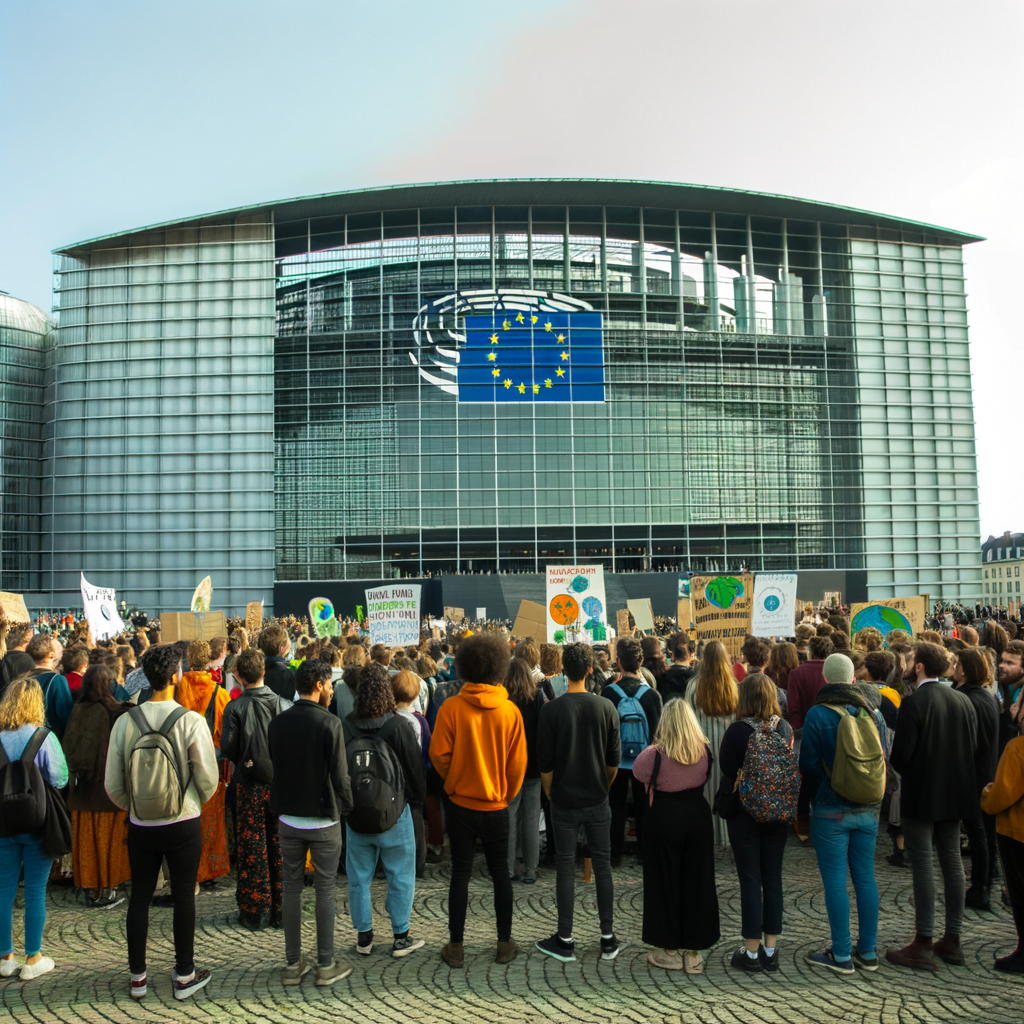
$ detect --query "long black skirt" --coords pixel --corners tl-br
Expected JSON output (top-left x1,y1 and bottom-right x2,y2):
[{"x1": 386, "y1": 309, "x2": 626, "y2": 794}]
[{"x1": 641, "y1": 787, "x2": 721, "y2": 950}]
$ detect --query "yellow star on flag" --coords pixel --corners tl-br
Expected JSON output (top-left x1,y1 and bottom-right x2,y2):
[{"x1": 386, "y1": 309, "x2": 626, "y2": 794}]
[
  {"x1": 544, "y1": 378, "x2": 553, "y2": 388},
  {"x1": 489, "y1": 333, "x2": 499, "y2": 344},
  {"x1": 503, "y1": 378, "x2": 512, "y2": 389},
  {"x1": 544, "y1": 321, "x2": 553, "y2": 332},
  {"x1": 530, "y1": 315, "x2": 538, "y2": 325},
  {"x1": 517, "y1": 382, "x2": 526, "y2": 394},
  {"x1": 492, "y1": 367, "x2": 501, "y2": 377},
  {"x1": 560, "y1": 351, "x2": 569, "y2": 361},
  {"x1": 557, "y1": 333, "x2": 565, "y2": 343},
  {"x1": 532, "y1": 384, "x2": 540, "y2": 394},
  {"x1": 502, "y1": 319, "x2": 511, "y2": 330},
  {"x1": 515, "y1": 312, "x2": 525, "y2": 324},
  {"x1": 487, "y1": 351, "x2": 497, "y2": 361},
  {"x1": 556, "y1": 367, "x2": 565, "y2": 377}
]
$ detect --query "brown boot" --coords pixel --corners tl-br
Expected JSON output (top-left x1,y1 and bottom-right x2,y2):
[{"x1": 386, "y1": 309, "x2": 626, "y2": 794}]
[
  {"x1": 934, "y1": 933, "x2": 965, "y2": 966},
  {"x1": 441, "y1": 942, "x2": 464, "y2": 968},
  {"x1": 885, "y1": 935, "x2": 937, "y2": 971},
  {"x1": 495, "y1": 940, "x2": 519, "y2": 964}
]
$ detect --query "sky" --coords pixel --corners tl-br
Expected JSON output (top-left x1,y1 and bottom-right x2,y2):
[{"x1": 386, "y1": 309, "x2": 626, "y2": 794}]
[{"x1": 1, "y1": 0, "x2": 1020, "y2": 540}]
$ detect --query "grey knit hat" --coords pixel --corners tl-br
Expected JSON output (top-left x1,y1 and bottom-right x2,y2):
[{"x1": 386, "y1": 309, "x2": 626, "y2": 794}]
[{"x1": 822, "y1": 653, "x2": 855, "y2": 685}]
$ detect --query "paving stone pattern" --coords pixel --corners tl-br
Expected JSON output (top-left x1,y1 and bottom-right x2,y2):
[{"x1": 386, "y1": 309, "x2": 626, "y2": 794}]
[{"x1": 2, "y1": 836, "x2": 1021, "y2": 1024}]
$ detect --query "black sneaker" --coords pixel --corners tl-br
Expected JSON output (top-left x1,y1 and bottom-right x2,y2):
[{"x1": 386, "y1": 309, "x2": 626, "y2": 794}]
[
  {"x1": 535, "y1": 933, "x2": 576, "y2": 962},
  {"x1": 758, "y1": 945, "x2": 780, "y2": 972},
  {"x1": 610, "y1": 855, "x2": 623, "y2": 869},
  {"x1": 172, "y1": 968, "x2": 212, "y2": 1001},
  {"x1": 392, "y1": 935, "x2": 425, "y2": 958},
  {"x1": 600, "y1": 935, "x2": 621, "y2": 961},
  {"x1": 357, "y1": 930, "x2": 374, "y2": 955},
  {"x1": 731, "y1": 947, "x2": 762, "y2": 972}
]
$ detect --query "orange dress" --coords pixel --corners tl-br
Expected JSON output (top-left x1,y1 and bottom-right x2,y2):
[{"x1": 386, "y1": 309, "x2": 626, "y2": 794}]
[{"x1": 177, "y1": 671, "x2": 231, "y2": 883}]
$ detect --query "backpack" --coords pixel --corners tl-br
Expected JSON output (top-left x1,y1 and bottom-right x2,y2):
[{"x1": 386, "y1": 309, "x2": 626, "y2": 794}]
[
  {"x1": 607, "y1": 682, "x2": 651, "y2": 769},
  {"x1": 126, "y1": 705, "x2": 190, "y2": 821},
  {"x1": 343, "y1": 716, "x2": 407, "y2": 834},
  {"x1": 238, "y1": 696, "x2": 281, "y2": 785},
  {"x1": 737, "y1": 716, "x2": 800, "y2": 823},
  {"x1": 820, "y1": 704, "x2": 886, "y2": 805},
  {"x1": 0, "y1": 728, "x2": 50, "y2": 838}
]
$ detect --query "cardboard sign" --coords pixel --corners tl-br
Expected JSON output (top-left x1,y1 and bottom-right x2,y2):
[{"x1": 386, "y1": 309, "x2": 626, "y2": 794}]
[
  {"x1": 245, "y1": 601, "x2": 263, "y2": 633},
  {"x1": 161, "y1": 610, "x2": 228, "y2": 642},
  {"x1": 81, "y1": 572, "x2": 127, "y2": 642},
  {"x1": 751, "y1": 572, "x2": 799, "y2": 636},
  {"x1": 366, "y1": 584, "x2": 421, "y2": 647},
  {"x1": 443, "y1": 606, "x2": 466, "y2": 621},
  {"x1": 627, "y1": 598, "x2": 655, "y2": 633},
  {"x1": 546, "y1": 565, "x2": 608, "y2": 643},
  {"x1": 190, "y1": 576, "x2": 212, "y2": 613},
  {"x1": 511, "y1": 600, "x2": 547, "y2": 641},
  {"x1": 0, "y1": 591, "x2": 30, "y2": 624},
  {"x1": 617, "y1": 608, "x2": 633, "y2": 636},
  {"x1": 677, "y1": 598, "x2": 692, "y2": 630},
  {"x1": 850, "y1": 597, "x2": 927, "y2": 638},
  {"x1": 690, "y1": 574, "x2": 754, "y2": 660}
]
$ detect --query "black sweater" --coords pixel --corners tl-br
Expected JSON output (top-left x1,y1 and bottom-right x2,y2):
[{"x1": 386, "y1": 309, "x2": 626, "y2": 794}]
[{"x1": 268, "y1": 700, "x2": 353, "y2": 820}]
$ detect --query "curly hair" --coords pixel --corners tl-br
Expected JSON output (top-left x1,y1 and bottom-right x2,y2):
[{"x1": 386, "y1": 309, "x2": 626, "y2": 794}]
[
  {"x1": 342, "y1": 645, "x2": 367, "y2": 667},
  {"x1": 457, "y1": 634, "x2": 511, "y2": 686},
  {"x1": 355, "y1": 663, "x2": 397, "y2": 719},
  {"x1": 187, "y1": 640, "x2": 211, "y2": 670},
  {"x1": 0, "y1": 675, "x2": 45, "y2": 729},
  {"x1": 512, "y1": 639, "x2": 540, "y2": 670},
  {"x1": 539, "y1": 643, "x2": 562, "y2": 677},
  {"x1": 854, "y1": 627, "x2": 884, "y2": 652}
]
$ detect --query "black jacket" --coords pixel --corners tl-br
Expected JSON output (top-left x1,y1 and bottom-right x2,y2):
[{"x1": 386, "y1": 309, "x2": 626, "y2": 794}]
[
  {"x1": 601, "y1": 674, "x2": 663, "y2": 739},
  {"x1": 0, "y1": 650, "x2": 35, "y2": 695},
  {"x1": 264, "y1": 656, "x2": 296, "y2": 700},
  {"x1": 268, "y1": 700, "x2": 353, "y2": 820},
  {"x1": 221, "y1": 686, "x2": 292, "y2": 773},
  {"x1": 959, "y1": 684, "x2": 999, "y2": 798},
  {"x1": 890, "y1": 681, "x2": 978, "y2": 821},
  {"x1": 342, "y1": 713, "x2": 426, "y2": 806}
]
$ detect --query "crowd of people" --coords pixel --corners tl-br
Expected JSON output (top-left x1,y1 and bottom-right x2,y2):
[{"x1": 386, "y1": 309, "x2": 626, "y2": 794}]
[{"x1": 1, "y1": 604, "x2": 1024, "y2": 996}]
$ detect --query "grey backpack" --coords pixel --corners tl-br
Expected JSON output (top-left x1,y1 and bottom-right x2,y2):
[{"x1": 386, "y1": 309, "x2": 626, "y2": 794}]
[{"x1": 126, "y1": 706, "x2": 190, "y2": 821}]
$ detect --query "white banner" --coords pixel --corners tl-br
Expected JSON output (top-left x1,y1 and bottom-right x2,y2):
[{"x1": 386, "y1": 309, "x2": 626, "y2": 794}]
[
  {"x1": 545, "y1": 565, "x2": 608, "y2": 643},
  {"x1": 365, "y1": 584, "x2": 421, "y2": 647},
  {"x1": 751, "y1": 572, "x2": 799, "y2": 636},
  {"x1": 80, "y1": 572, "x2": 127, "y2": 642}
]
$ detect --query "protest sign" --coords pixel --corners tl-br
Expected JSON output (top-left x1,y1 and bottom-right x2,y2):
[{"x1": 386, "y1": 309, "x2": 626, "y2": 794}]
[
  {"x1": 161, "y1": 610, "x2": 228, "y2": 642},
  {"x1": 355, "y1": 604, "x2": 365, "y2": 621},
  {"x1": 690, "y1": 574, "x2": 754, "y2": 660},
  {"x1": 443, "y1": 606, "x2": 465, "y2": 621},
  {"x1": 824, "y1": 591, "x2": 842, "y2": 609},
  {"x1": 80, "y1": 572, "x2": 127, "y2": 642},
  {"x1": 308, "y1": 597, "x2": 339, "y2": 638},
  {"x1": 366, "y1": 584, "x2": 421, "y2": 646},
  {"x1": 512, "y1": 600, "x2": 547, "y2": 640},
  {"x1": 850, "y1": 597, "x2": 927, "y2": 638},
  {"x1": 751, "y1": 572, "x2": 799, "y2": 636},
  {"x1": 546, "y1": 565, "x2": 607, "y2": 643},
  {"x1": 676, "y1": 598, "x2": 692, "y2": 630},
  {"x1": 191, "y1": 576, "x2": 212, "y2": 613},
  {"x1": 627, "y1": 598, "x2": 655, "y2": 633},
  {"x1": 245, "y1": 601, "x2": 263, "y2": 633},
  {"x1": 677, "y1": 577, "x2": 690, "y2": 598},
  {"x1": 617, "y1": 608, "x2": 633, "y2": 636},
  {"x1": 0, "y1": 591, "x2": 30, "y2": 624},
  {"x1": 475, "y1": 607, "x2": 486, "y2": 621}
]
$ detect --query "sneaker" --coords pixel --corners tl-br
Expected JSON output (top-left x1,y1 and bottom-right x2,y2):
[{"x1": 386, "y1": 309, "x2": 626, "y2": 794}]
[
  {"x1": 535, "y1": 933, "x2": 576, "y2": 962},
  {"x1": 758, "y1": 946, "x2": 780, "y2": 972},
  {"x1": 130, "y1": 974, "x2": 147, "y2": 999},
  {"x1": 853, "y1": 951, "x2": 879, "y2": 972},
  {"x1": 392, "y1": 935, "x2": 425, "y2": 958},
  {"x1": 90, "y1": 889, "x2": 125, "y2": 910},
  {"x1": 805, "y1": 950, "x2": 855, "y2": 975},
  {"x1": 19, "y1": 957, "x2": 55, "y2": 981},
  {"x1": 600, "y1": 935, "x2": 621, "y2": 961},
  {"x1": 315, "y1": 960, "x2": 353, "y2": 986},
  {"x1": 522, "y1": 869, "x2": 537, "y2": 884},
  {"x1": 357, "y1": 931, "x2": 374, "y2": 955},
  {"x1": 731, "y1": 947, "x2": 762, "y2": 972},
  {"x1": 172, "y1": 967, "x2": 211, "y2": 1000},
  {"x1": 281, "y1": 957, "x2": 310, "y2": 986},
  {"x1": 0, "y1": 958, "x2": 22, "y2": 978}
]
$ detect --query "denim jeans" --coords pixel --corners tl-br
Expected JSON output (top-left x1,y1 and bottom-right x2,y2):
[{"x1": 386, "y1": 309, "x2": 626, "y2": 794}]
[
  {"x1": 507, "y1": 777, "x2": 542, "y2": 874},
  {"x1": 810, "y1": 807, "x2": 879, "y2": 961},
  {"x1": 346, "y1": 804, "x2": 416, "y2": 934},
  {"x1": 727, "y1": 810, "x2": 788, "y2": 940},
  {"x1": 902, "y1": 816, "x2": 965, "y2": 938},
  {"x1": 0, "y1": 833, "x2": 52, "y2": 958},
  {"x1": 550, "y1": 798, "x2": 614, "y2": 937},
  {"x1": 279, "y1": 820, "x2": 342, "y2": 966}
]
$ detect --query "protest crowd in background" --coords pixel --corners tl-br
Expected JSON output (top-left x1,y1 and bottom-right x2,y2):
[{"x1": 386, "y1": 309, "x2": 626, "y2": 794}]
[{"x1": 1, "y1": 597, "x2": 1024, "y2": 995}]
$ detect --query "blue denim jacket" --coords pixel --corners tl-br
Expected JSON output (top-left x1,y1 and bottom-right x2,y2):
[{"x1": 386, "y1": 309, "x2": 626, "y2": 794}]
[{"x1": 799, "y1": 702, "x2": 888, "y2": 819}]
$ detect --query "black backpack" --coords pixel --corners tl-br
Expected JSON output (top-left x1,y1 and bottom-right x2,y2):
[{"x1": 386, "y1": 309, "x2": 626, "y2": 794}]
[
  {"x1": 238, "y1": 696, "x2": 282, "y2": 785},
  {"x1": 0, "y1": 728, "x2": 50, "y2": 838},
  {"x1": 343, "y1": 716, "x2": 407, "y2": 834}
]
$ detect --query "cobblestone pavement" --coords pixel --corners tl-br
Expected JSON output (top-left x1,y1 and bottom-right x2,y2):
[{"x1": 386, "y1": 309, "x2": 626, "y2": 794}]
[{"x1": 2, "y1": 834, "x2": 1022, "y2": 1024}]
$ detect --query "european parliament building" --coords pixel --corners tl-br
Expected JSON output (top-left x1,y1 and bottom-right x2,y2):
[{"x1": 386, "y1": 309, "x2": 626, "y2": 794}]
[{"x1": 16, "y1": 179, "x2": 984, "y2": 613}]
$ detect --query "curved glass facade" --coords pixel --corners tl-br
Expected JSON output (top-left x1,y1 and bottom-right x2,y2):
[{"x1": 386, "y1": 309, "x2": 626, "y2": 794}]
[{"x1": 42, "y1": 182, "x2": 982, "y2": 610}]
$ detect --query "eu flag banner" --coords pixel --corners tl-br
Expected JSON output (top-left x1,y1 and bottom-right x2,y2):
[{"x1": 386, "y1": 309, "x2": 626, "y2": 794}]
[{"x1": 457, "y1": 310, "x2": 605, "y2": 403}]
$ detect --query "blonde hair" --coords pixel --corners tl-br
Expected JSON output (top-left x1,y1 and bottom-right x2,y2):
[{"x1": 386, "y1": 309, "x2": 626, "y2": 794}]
[
  {"x1": 0, "y1": 675, "x2": 45, "y2": 730},
  {"x1": 692, "y1": 641, "x2": 739, "y2": 718},
  {"x1": 655, "y1": 698, "x2": 709, "y2": 766},
  {"x1": 187, "y1": 640, "x2": 211, "y2": 669}
]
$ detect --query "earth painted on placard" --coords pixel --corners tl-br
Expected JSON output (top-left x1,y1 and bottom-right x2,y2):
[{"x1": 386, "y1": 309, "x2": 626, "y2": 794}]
[
  {"x1": 550, "y1": 595, "x2": 580, "y2": 625},
  {"x1": 851, "y1": 604, "x2": 913, "y2": 636},
  {"x1": 100, "y1": 606, "x2": 111, "y2": 620},
  {"x1": 705, "y1": 576, "x2": 745, "y2": 610},
  {"x1": 569, "y1": 576, "x2": 590, "y2": 594},
  {"x1": 313, "y1": 599, "x2": 334, "y2": 622},
  {"x1": 763, "y1": 594, "x2": 781, "y2": 611}
]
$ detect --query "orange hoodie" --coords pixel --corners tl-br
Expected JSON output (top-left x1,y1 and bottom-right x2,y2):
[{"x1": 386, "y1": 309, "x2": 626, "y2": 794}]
[
  {"x1": 981, "y1": 736, "x2": 1024, "y2": 844},
  {"x1": 428, "y1": 683, "x2": 527, "y2": 811}
]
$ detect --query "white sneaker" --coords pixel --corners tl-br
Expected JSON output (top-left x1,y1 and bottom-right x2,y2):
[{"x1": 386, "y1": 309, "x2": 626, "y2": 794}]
[
  {"x1": 0, "y1": 958, "x2": 22, "y2": 977},
  {"x1": 20, "y1": 957, "x2": 55, "y2": 981}
]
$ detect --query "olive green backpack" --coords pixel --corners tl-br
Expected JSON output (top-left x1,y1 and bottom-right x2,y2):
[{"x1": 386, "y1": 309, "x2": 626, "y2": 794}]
[{"x1": 820, "y1": 705, "x2": 885, "y2": 804}]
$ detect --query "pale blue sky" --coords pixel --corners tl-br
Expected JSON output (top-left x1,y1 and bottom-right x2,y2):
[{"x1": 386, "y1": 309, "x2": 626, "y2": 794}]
[{"x1": 2, "y1": 0, "x2": 1020, "y2": 537}]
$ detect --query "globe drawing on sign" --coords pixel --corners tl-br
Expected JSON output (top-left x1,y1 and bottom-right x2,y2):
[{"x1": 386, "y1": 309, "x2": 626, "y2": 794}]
[
  {"x1": 100, "y1": 606, "x2": 112, "y2": 621},
  {"x1": 313, "y1": 599, "x2": 334, "y2": 622},
  {"x1": 763, "y1": 594, "x2": 781, "y2": 612},
  {"x1": 569, "y1": 576, "x2": 590, "y2": 594},
  {"x1": 705, "y1": 576, "x2": 745, "y2": 610},
  {"x1": 581, "y1": 596, "x2": 606, "y2": 641},
  {"x1": 550, "y1": 594, "x2": 580, "y2": 626},
  {"x1": 851, "y1": 603, "x2": 913, "y2": 637}
]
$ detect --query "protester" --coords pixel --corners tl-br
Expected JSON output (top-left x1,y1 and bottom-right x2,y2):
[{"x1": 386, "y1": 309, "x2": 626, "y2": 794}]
[
  {"x1": 504, "y1": 659, "x2": 544, "y2": 884},
  {"x1": 0, "y1": 624, "x2": 35, "y2": 695},
  {"x1": 0, "y1": 675, "x2": 69, "y2": 981},
  {"x1": 62, "y1": 665, "x2": 131, "y2": 908},
  {"x1": 659, "y1": 633, "x2": 696, "y2": 702},
  {"x1": 633, "y1": 698, "x2": 719, "y2": 973},
  {"x1": 887, "y1": 642, "x2": 978, "y2": 970},
  {"x1": 220, "y1": 648, "x2": 291, "y2": 930},
  {"x1": 765, "y1": 642, "x2": 799, "y2": 695},
  {"x1": 799, "y1": 653, "x2": 888, "y2": 974},
  {"x1": 104, "y1": 643, "x2": 220, "y2": 1001},
  {"x1": 62, "y1": 646, "x2": 89, "y2": 696},
  {"x1": 392, "y1": 669, "x2": 432, "y2": 877},
  {"x1": 429, "y1": 634, "x2": 526, "y2": 967},
  {"x1": 535, "y1": 642, "x2": 620, "y2": 962},
  {"x1": 258, "y1": 625, "x2": 296, "y2": 700},
  {"x1": 540, "y1": 643, "x2": 567, "y2": 699},
  {"x1": 27, "y1": 634, "x2": 73, "y2": 742},
  {"x1": 268, "y1": 658, "x2": 354, "y2": 986},
  {"x1": 604, "y1": 636, "x2": 662, "y2": 864}
]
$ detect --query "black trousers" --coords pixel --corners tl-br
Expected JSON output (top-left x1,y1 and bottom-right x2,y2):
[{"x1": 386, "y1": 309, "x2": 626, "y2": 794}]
[
  {"x1": 609, "y1": 768, "x2": 645, "y2": 859},
  {"x1": 998, "y1": 833, "x2": 1024, "y2": 948},
  {"x1": 444, "y1": 797, "x2": 512, "y2": 943},
  {"x1": 127, "y1": 818, "x2": 202, "y2": 975},
  {"x1": 727, "y1": 810, "x2": 788, "y2": 939},
  {"x1": 963, "y1": 814, "x2": 994, "y2": 889}
]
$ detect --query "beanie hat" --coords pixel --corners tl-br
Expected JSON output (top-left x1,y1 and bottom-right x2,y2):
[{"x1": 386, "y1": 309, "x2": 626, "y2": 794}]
[{"x1": 822, "y1": 653, "x2": 855, "y2": 685}]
